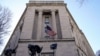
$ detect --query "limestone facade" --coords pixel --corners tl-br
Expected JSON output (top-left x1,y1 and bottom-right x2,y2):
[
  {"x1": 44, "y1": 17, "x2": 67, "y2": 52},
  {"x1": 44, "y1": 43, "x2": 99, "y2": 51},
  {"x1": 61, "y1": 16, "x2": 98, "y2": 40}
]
[{"x1": 1, "y1": 0, "x2": 95, "y2": 56}]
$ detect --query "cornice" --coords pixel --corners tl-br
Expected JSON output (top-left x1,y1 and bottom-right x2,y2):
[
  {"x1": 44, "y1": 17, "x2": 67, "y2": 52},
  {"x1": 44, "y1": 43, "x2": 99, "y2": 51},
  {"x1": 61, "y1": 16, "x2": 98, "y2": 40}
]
[{"x1": 26, "y1": 3, "x2": 65, "y2": 7}]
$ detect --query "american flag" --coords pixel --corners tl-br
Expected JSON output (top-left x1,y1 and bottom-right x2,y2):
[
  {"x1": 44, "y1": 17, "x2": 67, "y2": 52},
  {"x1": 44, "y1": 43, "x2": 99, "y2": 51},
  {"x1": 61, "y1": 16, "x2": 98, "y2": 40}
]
[{"x1": 45, "y1": 25, "x2": 56, "y2": 36}]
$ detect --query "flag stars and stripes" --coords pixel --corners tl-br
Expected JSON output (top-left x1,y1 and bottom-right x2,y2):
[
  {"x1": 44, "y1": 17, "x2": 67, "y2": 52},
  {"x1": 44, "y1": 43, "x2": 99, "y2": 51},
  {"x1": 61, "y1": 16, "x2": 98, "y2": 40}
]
[{"x1": 45, "y1": 25, "x2": 56, "y2": 36}]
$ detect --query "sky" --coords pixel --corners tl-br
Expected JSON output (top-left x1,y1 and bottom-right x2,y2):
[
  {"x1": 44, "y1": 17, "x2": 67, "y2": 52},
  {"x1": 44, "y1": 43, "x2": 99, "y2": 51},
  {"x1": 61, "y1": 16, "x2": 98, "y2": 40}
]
[{"x1": 0, "y1": 0, "x2": 100, "y2": 55}]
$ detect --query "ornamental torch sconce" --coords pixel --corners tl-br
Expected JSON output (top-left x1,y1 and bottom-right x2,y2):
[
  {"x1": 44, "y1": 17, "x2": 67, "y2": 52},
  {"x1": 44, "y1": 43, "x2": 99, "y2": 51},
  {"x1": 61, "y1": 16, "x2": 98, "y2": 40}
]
[{"x1": 28, "y1": 44, "x2": 42, "y2": 56}]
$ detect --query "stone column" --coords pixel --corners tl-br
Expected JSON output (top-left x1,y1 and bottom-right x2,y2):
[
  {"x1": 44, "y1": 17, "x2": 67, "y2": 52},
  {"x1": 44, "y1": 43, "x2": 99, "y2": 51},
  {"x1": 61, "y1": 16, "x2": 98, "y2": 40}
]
[
  {"x1": 37, "y1": 10, "x2": 43, "y2": 40},
  {"x1": 51, "y1": 10, "x2": 58, "y2": 39}
]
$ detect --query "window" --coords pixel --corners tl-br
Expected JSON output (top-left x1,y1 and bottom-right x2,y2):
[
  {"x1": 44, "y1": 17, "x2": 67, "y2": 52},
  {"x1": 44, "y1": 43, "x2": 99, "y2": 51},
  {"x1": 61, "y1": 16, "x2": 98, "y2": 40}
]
[
  {"x1": 69, "y1": 18, "x2": 74, "y2": 32},
  {"x1": 20, "y1": 23, "x2": 23, "y2": 32},
  {"x1": 44, "y1": 36, "x2": 50, "y2": 39},
  {"x1": 44, "y1": 16, "x2": 51, "y2": 39},
  {"x1": 71, "y1": 24, "x2": 73, "y2": 32},
  {"x1": 41, "y1": 52, "x2": 54, "y2": 56},
  {"x1": 20, "y1": 19, "x2": 24, "y2": 32},
  {"x1": 45, "y1": 17, "x2": 50, "y2": 24},
  {"x1": 42, "y1": 12, "x2": 54, "y2": 39}
]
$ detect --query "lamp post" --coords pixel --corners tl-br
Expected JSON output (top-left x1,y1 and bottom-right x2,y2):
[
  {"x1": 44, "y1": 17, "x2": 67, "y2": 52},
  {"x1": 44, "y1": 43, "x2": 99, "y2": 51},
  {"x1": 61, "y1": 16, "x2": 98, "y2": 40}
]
[{"x1": 50, "y1": 43, "x2": 57, "y2": 56}]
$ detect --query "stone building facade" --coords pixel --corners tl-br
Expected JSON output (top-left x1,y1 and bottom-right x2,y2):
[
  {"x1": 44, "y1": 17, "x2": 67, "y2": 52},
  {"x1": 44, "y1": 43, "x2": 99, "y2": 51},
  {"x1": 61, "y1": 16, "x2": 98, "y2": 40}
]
[{"x1": 2, "y1": 0, "x2": 95, "y2": 56}]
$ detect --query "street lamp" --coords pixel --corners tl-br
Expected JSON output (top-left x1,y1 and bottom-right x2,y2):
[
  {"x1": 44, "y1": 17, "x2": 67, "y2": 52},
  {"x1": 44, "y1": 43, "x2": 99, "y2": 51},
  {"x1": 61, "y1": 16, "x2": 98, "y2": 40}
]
[{"x1": 50, "y1": 43, "x2": 57, "y2": 56}]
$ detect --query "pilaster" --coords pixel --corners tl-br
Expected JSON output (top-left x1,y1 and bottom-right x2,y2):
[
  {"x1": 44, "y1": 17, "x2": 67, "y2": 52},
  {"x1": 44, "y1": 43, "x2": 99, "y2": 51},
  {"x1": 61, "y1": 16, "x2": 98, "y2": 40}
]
[
  {"x1": 51, "y1": 10, "x2": 58, "y2": 39},
  {"x1": 37, "y1": 9, "x2": 43, "y2": 40}
]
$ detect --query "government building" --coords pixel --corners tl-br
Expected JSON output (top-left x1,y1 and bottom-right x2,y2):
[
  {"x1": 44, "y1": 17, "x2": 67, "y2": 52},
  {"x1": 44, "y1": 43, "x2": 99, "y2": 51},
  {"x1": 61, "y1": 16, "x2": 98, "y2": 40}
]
[{"x1": 2, "y1": 0, "x2": 95, "y2": 56}]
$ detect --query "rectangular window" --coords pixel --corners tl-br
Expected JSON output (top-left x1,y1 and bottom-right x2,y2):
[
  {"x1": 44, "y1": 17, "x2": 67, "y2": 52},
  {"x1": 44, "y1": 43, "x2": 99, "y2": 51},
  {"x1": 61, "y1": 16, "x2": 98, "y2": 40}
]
[
  {"x1": 42, "y1": 14, "x2": 54, "y2": 40},
  {"x1": 42, "y1": 15, "x2": 54, "y2": 39},
  {"x1": 45, "y1": 17, "x2": 50, "y2": 25},
  {"x1": 45, "y1": 17, "x2": 49, "y2": 24},
  {"x1": 44, "y1": 16, "x2": 51, "y2": 38},
  {"x1": 41, "y1": 52, "x2": 54, "y2": 56}
]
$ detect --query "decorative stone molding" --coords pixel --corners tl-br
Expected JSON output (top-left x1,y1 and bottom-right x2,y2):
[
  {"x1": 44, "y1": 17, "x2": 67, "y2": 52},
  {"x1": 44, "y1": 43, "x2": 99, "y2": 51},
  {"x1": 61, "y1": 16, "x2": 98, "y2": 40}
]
[
  {"x1": 26, "y1": 3, "x2": 65, "y2": 7},
  {"x1": 29, "y1": 0, "x2": 64, "y2": 3}
]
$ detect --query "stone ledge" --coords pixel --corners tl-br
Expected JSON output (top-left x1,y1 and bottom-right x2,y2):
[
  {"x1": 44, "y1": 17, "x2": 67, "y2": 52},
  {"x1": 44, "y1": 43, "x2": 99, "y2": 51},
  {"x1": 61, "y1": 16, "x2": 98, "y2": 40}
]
[{"x1": 19, "y1": 38, "x2": 75, "y2": 43}]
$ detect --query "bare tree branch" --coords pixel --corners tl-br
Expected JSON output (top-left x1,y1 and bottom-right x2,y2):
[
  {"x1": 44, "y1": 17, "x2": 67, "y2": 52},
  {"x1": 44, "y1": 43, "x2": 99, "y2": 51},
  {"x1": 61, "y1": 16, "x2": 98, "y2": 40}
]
[
  {"x1": 75, "y1": 0, "x2": 85, "y2": 7},
  {"x1": 0, "y1": 5, "x2": 12, "y2": 44}
]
